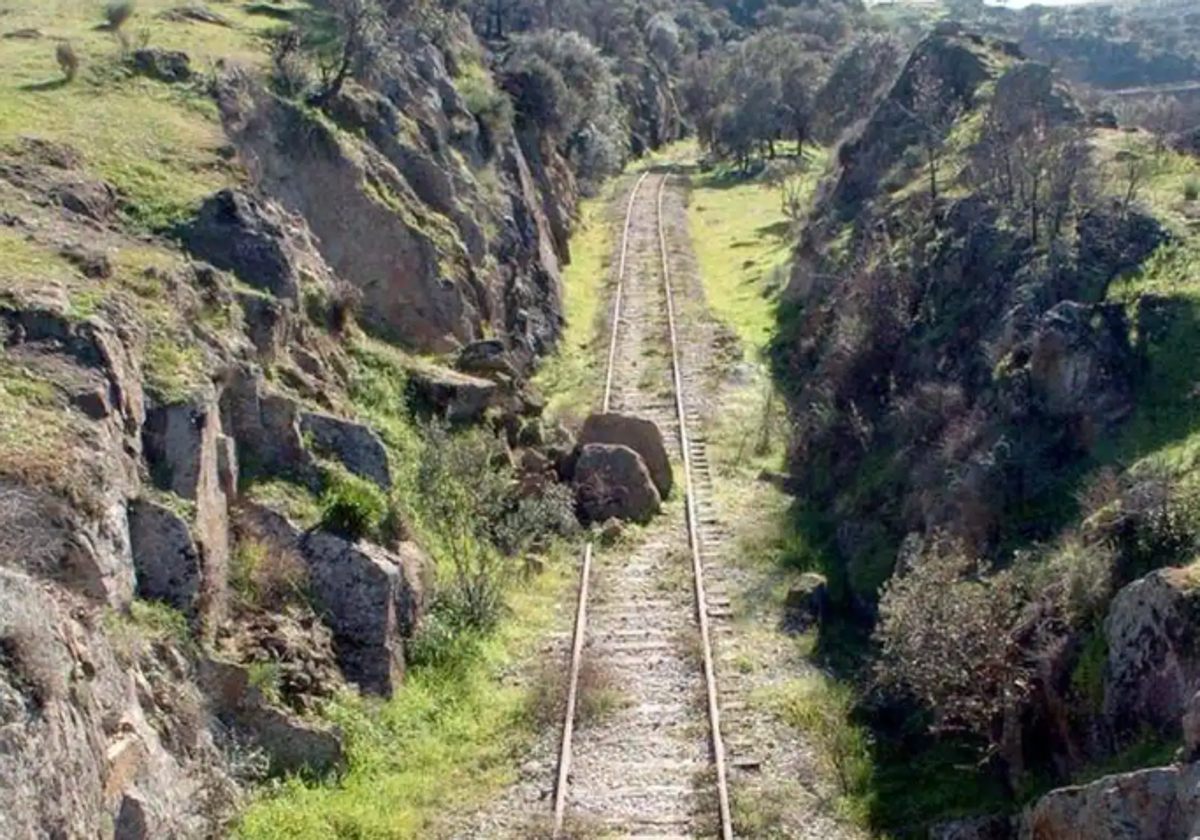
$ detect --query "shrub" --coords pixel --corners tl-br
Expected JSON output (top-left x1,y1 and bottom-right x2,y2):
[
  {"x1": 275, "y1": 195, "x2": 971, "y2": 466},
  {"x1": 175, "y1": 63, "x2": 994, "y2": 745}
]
[
  {"x1": 230, "y1": 535, "x2": 310, "y2": 611},
  {"x1": 458, "y1": 67, "x2": 514, "y2": 143},
  {"x1": 104, "y1": 0, "x2": 136, "y2": 31},
  {"x1": 414, "y1": 424, "x2": 516, "y2": 631},
  {"x1": 55, "y1": 42, "x2": 79, "y2": 82},
  {"x1": 875, "y1": 536, "x2": 1032, "y2": 749},
  {"x1": 493, "y1": 482, "x2": 579, "y2": 557},
  {"x1": 1186, "y1": 180, "x2": 1199, "y2": 202},
  {"x1": 318, "y1": 469, "x2": 388, "y2": 542},
  {"x1": 404, "y1": 608, "x2": 482, "y2": 674}
]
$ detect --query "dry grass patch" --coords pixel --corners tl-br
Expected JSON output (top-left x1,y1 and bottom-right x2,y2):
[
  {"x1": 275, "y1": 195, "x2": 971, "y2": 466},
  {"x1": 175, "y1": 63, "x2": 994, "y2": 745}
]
[{"x1": 524, "y1": 656, "x2": 627, "y2": 731}]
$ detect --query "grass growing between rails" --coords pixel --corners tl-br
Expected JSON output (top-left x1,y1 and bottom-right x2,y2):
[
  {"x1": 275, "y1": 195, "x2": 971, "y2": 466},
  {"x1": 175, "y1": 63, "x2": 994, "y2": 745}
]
[{"x1": 235, "y1": 558, "x2": 573, "y2": 840}]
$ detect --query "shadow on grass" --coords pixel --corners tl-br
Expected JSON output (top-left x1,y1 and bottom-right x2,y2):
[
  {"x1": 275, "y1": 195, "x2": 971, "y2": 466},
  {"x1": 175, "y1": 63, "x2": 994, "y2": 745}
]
[
  {"x1": 243, "y1": 2, "x2": 299, "y2": 20},
  {"x1": 756, "y1": 219, "x2": 794, "y2": 241},
  {"x1": 19, "y1": 78, "x2": 70, "y2": 92}
]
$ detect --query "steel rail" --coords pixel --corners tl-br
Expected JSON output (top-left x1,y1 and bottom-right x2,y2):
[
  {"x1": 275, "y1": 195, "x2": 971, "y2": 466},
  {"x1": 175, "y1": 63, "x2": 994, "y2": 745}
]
[
  {"x1": 655, "y1": 173, "x2": 734, "y2": 840},
  {"x1": 553, "y1": 170, "x2": 651, "y2": 837},
  {"x1": 552, "y1": 168, "x2": 732, "y2": 839}
]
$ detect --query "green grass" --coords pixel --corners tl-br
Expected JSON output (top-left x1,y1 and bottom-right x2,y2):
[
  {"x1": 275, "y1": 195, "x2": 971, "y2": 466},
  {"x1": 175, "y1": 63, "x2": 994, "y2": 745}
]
[
  {"x1": 234, "y1": 560, "x2": 572, "y2": 840},
  {"x1": 1097, "y1": 144, "x2": 1200, "y2": 485},
  {"x1": 758, "y1": 675, "x2": 873, "y2": 826},
  {"x1": 244, "y1": 479, "x2": 323, "y2": 527},
  {"x1": 533, "y1": 178, "x2": 621, "y2": 420},
  {"x1": 0, "y1": 0, "x2": 274, "y2": 232},
  {"x1": 687, "y1": 156, "x2": 826, "y2": 354}
]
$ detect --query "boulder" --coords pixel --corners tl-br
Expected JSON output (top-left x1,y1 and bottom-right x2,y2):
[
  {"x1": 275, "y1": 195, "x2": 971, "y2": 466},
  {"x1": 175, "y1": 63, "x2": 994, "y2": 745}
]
[
  {"x1": 50, "y1": 177, "x2": 119, "y2": 223},
  {"x1": 299, "y1": 412, "x2": 391, "y2": 490},
  {"x1": 127, "y1": 499, "x2": 200, "y2": 614},
  {"x1": 218, "y1": 366, "x2": 314, "y2": 483},
  {"x1": 131, "y1": 49, "x2": 192, "y2": 83},
  {"x1": 577, "y1": 413, "x2": 673, "y2": 499},
  {"x1": 456, "y1": 339, "x2": 520, "y2": 381},
  {"x1": 1025, "y1": 762, "x2": 1200, "y2": 839},
  {"x1": 1028, "y1": 302, "x2": 1135, "y2": 439},
  {"x1": 183, "y1": 190, "x2": 311, "y2": 301},
  {"x1": 784, "y1": 573, "x2": 829, "y2": 632},
  {"x1": 198, "y1": 658, "x2": 344, "y2": 776},
  {"x1": 300, "y1": 532, "x2": 428, "y2": 697},
  {"x1": 574, "y1": 444, "x2": 662, "y2": 525},
  {"x1": 406, "y1": 365, "x2": 500, "y2": 424},
  {"x1": 1103, "y1": 564, "x2": 1200, "y2": 738},
  {"x1": 238, "y1": 292, "x2": 292, "y2": 363}
]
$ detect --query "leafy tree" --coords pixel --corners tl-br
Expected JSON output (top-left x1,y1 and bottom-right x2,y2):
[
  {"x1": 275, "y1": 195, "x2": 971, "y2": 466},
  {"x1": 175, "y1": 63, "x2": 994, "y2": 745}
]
[{"x1": 503, "y1": 29, "x2": 628, "y2": 184}]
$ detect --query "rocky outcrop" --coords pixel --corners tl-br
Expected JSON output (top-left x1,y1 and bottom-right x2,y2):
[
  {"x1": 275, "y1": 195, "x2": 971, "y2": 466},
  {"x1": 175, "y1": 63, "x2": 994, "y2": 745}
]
[
  {"x1": 131, "y1": 49, "x2": 192, "y2": 83},
  {"x1": 182, "y1": 189, "x2": 332, "y2": 302},
  {"x1": 218, "y1": 366, "x2": 312, "y2": 483},
  {"x1": 198, "y1": 657, "x2": 344, "y2": 777},
  {"x1": 0, "y1": 567, "x2": 230, "y2": 839},
  {"x1": 127, "y1": 499, "x2": 201, "y2": 614},
  {"x1": 142, "y1": 397, "x2": 232, "y2": 626},
  {"x1": 1029, "y1": 302, "x2": 1135, "y2": 440},
  {"x1": 299, "y1": 412, "x2": 392, "y2": 491},
  {"x1": 1104, "y1": 564, "x2": 1200, "y2": 738},
  {"x1": 574, "y1": 443, "x2": 662, "y2": 525},
  {"x1": 215, "y1": 21, "x2": 574, "y2": 364},
  {"x1": 577, "y1": 413, "x2": 673, "y2": 499},
  {"x1": 456, "y1": 339, "x2": 521, "y2": 381},
  {"x1": 407, "y1": 365, "x2": 501, "y2": 424},
  {"x1": 300, "y1": 531, "x2": 429, "y2": 697},
  {"x1": 1025, "y1": 762, "x2": 1200, "y2": 839}
]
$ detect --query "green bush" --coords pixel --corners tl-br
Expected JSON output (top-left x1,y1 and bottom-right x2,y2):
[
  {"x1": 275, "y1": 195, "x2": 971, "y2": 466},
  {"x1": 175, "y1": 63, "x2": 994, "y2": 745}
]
[
  {"x1": 104, "y1": 0, "x2": 136, "y2": 30},
  {"x1": 319, "y1": 469, "x2": 388, "y2": 542},
  {"x1": 458, "y1": 68, "x2": 514, "y2": 149},
  {"x1": 1185, "y1": 179, "x2": 1199, "y2": 202},
  {"x1": 55, "y1": 42, "x2": 79, "y2": 82}
]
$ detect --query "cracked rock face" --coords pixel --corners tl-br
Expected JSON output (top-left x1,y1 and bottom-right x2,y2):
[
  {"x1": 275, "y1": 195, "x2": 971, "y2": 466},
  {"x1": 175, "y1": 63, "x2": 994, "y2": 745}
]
[{"x1": 1104, "y1": 565, "x2": 1200, "y2": 738}]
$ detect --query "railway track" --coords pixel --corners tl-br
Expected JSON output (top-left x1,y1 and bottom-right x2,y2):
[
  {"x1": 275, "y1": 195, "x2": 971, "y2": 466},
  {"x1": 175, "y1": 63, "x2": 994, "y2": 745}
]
[{"x1": 551, "y1": 170, "x2": 734, "y2": 840}]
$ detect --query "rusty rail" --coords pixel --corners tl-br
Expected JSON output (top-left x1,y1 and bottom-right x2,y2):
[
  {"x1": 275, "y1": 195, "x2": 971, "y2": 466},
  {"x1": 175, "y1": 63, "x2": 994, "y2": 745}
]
[{"x1": 552, "y1": 170, "x2": 732, "y2": 840}]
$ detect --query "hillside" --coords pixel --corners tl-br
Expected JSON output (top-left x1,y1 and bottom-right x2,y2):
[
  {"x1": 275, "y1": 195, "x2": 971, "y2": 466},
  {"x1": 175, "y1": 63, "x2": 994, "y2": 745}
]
[
  {"x1": 772, "y1": 20, "x2": 1200, "y2": 836},
  {"x1": 0, "y1": 0, "x2": 590, "y2": 835},
  {"x1": 12, "y1": 1, "x2": 1200, "y2": 839}
]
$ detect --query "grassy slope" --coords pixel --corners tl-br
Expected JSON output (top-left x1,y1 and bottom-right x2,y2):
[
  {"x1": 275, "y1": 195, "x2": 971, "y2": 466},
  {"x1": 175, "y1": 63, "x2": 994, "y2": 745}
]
[
  {"x1": 0, "y1": 0, "x2": 275, "y2": 229},
  {"x1": 236, "y1": 565, "x2": 570, "y2": 840},
  {"x1": 1097, "y1": 134, "x2": 1200, "y2": 482}
]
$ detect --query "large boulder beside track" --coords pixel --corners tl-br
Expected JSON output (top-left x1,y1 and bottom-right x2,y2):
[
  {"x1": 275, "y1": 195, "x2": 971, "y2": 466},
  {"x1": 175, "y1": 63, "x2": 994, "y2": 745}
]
[
  {"x1": 576, "y1": 412, "x2": 673, "y2": 499},
  {"x1": 573, "y1": 443, "x2": 662, "y2": 525}
]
